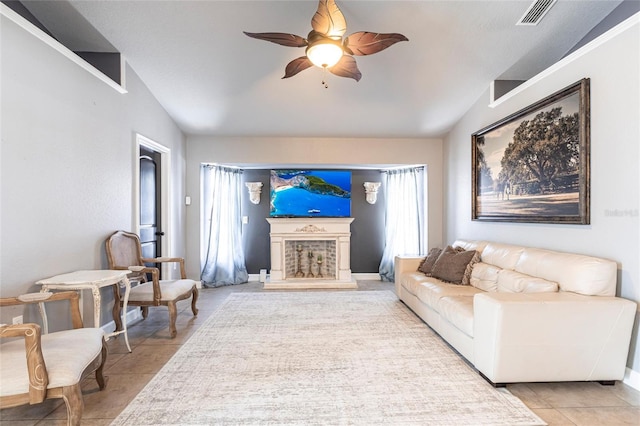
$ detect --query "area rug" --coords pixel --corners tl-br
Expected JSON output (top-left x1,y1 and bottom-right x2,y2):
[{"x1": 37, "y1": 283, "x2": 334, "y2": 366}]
[{"x1": 111, "y1": 291, "x2": 545, "y2": 425}]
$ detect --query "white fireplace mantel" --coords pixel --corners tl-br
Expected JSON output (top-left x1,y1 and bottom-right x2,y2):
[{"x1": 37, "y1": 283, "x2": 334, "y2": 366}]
[{"x1": 265, "y1": 217, "x2": 356, "y2": 289}]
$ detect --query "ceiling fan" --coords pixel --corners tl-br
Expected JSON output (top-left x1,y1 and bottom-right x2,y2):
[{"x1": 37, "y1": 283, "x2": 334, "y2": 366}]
[{"x1": 244, "y1": 0, "x2": 408, "y2": 84}]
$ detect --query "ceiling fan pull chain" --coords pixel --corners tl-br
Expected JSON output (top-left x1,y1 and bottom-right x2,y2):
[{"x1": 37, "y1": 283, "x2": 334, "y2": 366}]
[{"x1": 321, "y1": 66, "x2": 329, "y2": 89}]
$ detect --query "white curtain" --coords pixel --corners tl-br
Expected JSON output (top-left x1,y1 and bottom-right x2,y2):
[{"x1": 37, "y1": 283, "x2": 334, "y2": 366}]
[
  {"x1": 201, "y1": 165, "x2": 248, "y2": 286},
  {"x1": 379, "y1": 167, "x2": 425, "y2": 281}
]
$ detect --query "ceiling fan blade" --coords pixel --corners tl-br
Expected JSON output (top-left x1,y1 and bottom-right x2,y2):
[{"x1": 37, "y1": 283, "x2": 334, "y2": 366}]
[
  {"x1": 283, "y1": 57, "x2": 314, "y2": 79},
  {"x1": 329, "y1": 55, "x2": 362, "y2": 82},
  {"x1": 243, "y1": 32, "x2": 307, "y2": 48},
  {"x1": 311, "y1": 0, "x2": 347, "y2": 37},
  {"x1": 344, "y1": 32, "x2": 409, "y2": 56}
]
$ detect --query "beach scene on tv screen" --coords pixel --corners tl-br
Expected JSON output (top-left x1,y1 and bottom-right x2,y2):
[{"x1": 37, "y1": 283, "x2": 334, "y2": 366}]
[{"x1": 270, "y1": 170, "x2": 351, "y2": 217}]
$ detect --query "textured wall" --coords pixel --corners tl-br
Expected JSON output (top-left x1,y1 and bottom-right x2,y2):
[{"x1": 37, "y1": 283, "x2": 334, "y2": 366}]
[{"x1": 1, "y1": 15, "x2": 186, "y2": 328}]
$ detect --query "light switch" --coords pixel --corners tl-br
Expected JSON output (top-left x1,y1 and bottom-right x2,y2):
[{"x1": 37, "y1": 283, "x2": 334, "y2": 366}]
[
  {"x1": 242, "y1": 216, "x2": 249, "y2": 224},
  {"x1": 185, "y1": 196, "x2": 192, "y2": 206}
]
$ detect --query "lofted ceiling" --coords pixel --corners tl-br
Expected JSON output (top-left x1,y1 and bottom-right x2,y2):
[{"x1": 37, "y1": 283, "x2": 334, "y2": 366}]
[{"x1": 20, "y1": 0, "x2": 625, "y2": 138}]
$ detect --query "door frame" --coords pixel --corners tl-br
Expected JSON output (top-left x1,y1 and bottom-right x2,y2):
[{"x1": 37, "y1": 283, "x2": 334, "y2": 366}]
[{"x1": 134, "y1": 133, "x2": 172, "y2": 277}]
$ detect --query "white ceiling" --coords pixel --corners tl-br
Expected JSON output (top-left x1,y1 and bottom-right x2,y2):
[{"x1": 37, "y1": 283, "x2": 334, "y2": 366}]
[{"x1": 24, "y1": 0, "x2": 624, "y2": 138}]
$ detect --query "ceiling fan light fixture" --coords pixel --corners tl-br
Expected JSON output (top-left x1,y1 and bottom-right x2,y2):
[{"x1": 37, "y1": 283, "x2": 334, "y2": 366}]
[
  {"x1": 244, "y1": 0, "x2": 408, "y2": 82},
  {"x1": 306, "y1": 40, "x2": 343, "y2": 68}
]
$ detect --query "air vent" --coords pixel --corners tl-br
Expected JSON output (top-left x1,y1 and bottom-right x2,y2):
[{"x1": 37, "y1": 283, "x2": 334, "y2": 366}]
[{"x1": 517, "y1": 0, "x2": 557, "y2": 26}]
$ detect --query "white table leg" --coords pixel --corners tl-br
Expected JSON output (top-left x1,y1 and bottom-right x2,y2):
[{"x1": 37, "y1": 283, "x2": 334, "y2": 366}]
[
  {"x1": 91, "y1": 286, "x2": 101, "y2": 329},
  {"x1": 121, "y1": 277, "x2": 131, "y2": 352},
  {"x1": 38, "y1": 286, "x2": 49, "y2": 334}
]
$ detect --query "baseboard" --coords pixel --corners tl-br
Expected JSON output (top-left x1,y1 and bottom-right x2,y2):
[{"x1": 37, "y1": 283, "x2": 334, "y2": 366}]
[
  {"x1": 623, "y1": 367, "x2": 640, "y2": 391},
  {"x1": 100, "y1": 307, "x2": 143, "y2": 334}
]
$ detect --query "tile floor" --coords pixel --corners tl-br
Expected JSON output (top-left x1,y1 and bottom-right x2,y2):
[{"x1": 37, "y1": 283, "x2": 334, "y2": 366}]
[{"x1": 1, "y1": 281, "x2": 638, "y2": 425}]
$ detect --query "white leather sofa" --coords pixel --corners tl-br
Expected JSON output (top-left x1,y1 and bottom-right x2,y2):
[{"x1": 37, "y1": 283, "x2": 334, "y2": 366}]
[{"x1": 394, "y1": 240, "x2": 636, "y2": 386}]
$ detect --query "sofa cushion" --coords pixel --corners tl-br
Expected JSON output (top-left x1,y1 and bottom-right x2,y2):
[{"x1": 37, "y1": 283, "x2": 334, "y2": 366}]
[
  {"x1": 470, "y1": 262, "x2": 500, "y2": 292},
  {"x1": 417, "y1": 247, "x2": 442, "y2": 275},
  {"x1": 480, "y1": 242, "x2": 524, "y2": 270},
  {"x1": 431, "y1": 246, "x2": 478, "y2": 285},
  {"x1": 400, "y1": 272, "x2": 441, "y2": 296},
  {"x1": 453, "y1": 240, "x2": 487, "y2": 253},
  {"x1": 438, "y1": 296, "x2": 475, "y2": 337},
  {"x1": 514, "y1": 248, "x2": 617, "y2": 296},
  {"x1": 497, "y1": 269, "x2": 559, "y2": 293},
  {"x1": 415, "y1": 281, "x2": 482, "y2": 312}
]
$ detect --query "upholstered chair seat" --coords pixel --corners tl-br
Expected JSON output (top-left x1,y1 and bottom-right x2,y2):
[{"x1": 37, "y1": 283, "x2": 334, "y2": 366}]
[
  {"x1": 128, "y1": 279, "x2": 196, "y2": 303},
  {"x1": 1, "y1": 328, "x2": 104, "y2": 396}
]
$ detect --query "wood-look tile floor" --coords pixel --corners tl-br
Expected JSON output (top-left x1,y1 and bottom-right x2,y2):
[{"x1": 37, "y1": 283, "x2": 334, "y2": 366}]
[{"x1": 1, "y1": 281, "x2": 638, "y2": 425}]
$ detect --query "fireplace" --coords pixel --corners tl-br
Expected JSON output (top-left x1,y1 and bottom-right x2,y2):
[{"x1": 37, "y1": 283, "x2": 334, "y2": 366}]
[
  {"x1": 265, "y1": 218, "x2": 356, "y2": 289},
  {"x1": 285, "y1": 240, "x2": 337, "y2": 280}
]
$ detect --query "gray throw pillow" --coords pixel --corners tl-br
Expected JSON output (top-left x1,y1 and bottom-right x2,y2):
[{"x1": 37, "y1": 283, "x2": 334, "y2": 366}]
[
  {"x1": 418, "y1": 248, "x2": 443, "y2": 276},
  {"x1": 461, "y1": 250, "x2": 481, "y2": 286},
  {"x1": 431, "y1": 246, "x2": 479, "y2": 285}
]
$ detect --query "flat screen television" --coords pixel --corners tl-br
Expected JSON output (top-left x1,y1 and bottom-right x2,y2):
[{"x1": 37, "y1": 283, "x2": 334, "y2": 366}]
[{"x1": 270, "y1": 169, "x2": 351, "y2": 217}]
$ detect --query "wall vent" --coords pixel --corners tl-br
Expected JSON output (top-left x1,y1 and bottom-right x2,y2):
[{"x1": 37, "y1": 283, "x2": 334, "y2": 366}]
[{"x1": 517, "y1": 0, "x2": 557, "y2": 26}]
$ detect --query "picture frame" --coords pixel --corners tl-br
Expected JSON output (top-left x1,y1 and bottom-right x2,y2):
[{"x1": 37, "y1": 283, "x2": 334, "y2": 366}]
[{"x1": 472, "y1": 78, "x2": 590, "y2": 224}]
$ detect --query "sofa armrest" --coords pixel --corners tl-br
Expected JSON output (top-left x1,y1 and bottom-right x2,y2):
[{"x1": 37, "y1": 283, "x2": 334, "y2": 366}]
[
  {"x1": 473, "y1": 292, "x2": 636, "y2": 384},
  {"x1": 394, "y1": 255, "x2": 423, "y2": 296}
]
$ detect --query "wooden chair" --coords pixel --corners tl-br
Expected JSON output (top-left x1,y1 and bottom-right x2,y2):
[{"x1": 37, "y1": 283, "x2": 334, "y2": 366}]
[
  {"x1": 0, "y1": 291, "x2": 107, "y2": 426},
  {"x1": 105, "y1": 230, "x2": 198, "y2": 338}
]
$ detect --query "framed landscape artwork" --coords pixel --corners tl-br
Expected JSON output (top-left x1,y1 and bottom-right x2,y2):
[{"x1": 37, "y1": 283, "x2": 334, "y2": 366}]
[{"x1": 472, "y1": 78, "x2": 590, "y2": 224}]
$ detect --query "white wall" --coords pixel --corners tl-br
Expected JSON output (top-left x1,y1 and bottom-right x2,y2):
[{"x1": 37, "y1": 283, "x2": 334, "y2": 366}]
[
  {"x1": 185, "y1": 136, "x2": 444, "y2": 279},
  {"x1": 444, "y1": 16, "x2": 640, "y2": 383},
  {"x1": 0, "y1": 14, "x2": 187, "y2": 327}
]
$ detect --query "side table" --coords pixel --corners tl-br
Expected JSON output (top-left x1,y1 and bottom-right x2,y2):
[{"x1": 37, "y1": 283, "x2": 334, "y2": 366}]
[{"x1": 36, "y1": 270, "x2": 132, "y2": 352}]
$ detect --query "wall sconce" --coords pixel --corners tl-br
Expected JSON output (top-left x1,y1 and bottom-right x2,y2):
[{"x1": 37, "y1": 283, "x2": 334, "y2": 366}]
[
  {"x1": 245, "y1": 182, "x2": 263, "y2": 205},
  {"x1": 363, "y1": 182, "x2": 381, "y2": 205}
]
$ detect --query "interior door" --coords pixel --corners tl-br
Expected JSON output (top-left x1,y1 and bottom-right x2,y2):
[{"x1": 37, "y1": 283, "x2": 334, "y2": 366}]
[{"x1": 139, "y1": 146, "x2": 163, "y2": 275}]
